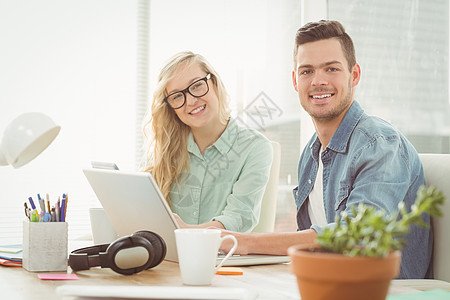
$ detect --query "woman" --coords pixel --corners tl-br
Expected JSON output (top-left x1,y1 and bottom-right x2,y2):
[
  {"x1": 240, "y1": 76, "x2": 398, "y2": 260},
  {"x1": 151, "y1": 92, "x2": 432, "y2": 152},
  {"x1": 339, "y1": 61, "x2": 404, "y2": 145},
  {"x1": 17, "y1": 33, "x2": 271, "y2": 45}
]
[{"x1": 142, "y1": 51, "x2": 273, "y2": 232}]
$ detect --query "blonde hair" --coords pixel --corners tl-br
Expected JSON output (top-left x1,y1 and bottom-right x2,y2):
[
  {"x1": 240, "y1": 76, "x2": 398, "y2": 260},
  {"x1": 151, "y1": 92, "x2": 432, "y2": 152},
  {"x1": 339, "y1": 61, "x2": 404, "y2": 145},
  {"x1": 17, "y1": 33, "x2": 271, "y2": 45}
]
[{"x1": 142, "y1": 51, "x2": 231, "y2": 206}]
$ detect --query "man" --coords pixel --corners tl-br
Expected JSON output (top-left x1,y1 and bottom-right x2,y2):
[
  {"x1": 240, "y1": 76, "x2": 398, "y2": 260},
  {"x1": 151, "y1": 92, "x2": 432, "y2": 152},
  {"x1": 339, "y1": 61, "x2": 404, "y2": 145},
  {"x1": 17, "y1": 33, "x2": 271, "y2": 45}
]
[{"x1": 222, "y1": 20, "x2": 432, "y2": 279}]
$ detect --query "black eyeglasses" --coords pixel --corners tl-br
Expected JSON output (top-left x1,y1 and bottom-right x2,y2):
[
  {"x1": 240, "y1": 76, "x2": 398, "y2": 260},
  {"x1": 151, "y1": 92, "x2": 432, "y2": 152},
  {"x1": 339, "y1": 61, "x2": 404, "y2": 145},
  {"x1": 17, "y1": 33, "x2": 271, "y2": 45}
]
[{"x1": 164, "y1": 74, "x2": 211, "y2": 109}]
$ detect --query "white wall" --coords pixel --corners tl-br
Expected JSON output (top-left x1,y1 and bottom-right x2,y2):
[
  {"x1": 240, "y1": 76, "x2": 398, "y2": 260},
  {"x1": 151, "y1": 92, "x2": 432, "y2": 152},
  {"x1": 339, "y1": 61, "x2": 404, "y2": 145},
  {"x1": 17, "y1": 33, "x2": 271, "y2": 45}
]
[
  {"x1": 2, "y1": 0, "x2": 446, "y2": 244},
  {"x1": 0, "y1": 0, "x2": 305, "y2": 242},
  {"x1": 148, "y1": 0, "x2": 302, "y2": 127},
  {"x1": 0, "y1": 0, "x2": 138, "y2": 242}
]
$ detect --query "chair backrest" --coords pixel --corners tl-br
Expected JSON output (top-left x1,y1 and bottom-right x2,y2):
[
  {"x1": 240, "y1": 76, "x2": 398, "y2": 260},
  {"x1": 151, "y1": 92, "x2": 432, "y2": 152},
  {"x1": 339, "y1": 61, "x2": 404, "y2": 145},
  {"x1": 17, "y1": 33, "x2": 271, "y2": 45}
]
[
  {"x1": 419, "y1": 153, "x2": 450, "y2": 281},
  {"x1": 252, "y1": 141, "x2": 281, "y2": 233}
]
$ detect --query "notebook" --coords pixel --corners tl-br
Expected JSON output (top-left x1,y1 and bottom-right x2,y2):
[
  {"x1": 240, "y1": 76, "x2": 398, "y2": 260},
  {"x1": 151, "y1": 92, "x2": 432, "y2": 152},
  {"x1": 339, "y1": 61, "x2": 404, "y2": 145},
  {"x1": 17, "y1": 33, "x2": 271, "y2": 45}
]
[
  {"x1": 57, "y1": 285, "x2": 258, "y2": 300},
  {"x1": 82, "y1": 168, "x2": 290, "y2": 266}
]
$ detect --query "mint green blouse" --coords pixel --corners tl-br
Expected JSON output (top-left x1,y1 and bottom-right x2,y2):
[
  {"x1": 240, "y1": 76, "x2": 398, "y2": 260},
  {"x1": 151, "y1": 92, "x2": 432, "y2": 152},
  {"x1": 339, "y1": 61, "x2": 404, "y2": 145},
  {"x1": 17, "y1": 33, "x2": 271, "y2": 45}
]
[{"x1": 170, "y1": 118, "x2": 273, "y2": 232}]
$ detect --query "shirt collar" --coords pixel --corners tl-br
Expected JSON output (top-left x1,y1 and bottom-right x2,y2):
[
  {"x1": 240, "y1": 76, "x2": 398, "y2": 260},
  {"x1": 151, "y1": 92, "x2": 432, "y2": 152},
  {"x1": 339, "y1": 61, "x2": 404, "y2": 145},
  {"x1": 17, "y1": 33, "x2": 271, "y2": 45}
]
[
  {"x1": 187, "y1": 118, "x2": 237, "y2": 158},
  {"x1": 310, "y1": 100, "x2": 364, "y2": 155},
  {"x1": 327, "y1": 100, "x2": 364, "y2": 153},
  {"x1": 213, "y1": 118, "x2": 237, "y2": 155},
  {"x1": 187, "y1": 133, "x2": 202, "y2": 159}
]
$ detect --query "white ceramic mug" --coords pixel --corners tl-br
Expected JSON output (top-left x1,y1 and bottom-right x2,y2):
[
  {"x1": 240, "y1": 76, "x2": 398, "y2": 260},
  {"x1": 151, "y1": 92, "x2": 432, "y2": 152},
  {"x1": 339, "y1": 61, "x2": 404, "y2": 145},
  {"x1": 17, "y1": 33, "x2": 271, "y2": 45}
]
[
  {"x1": 174, "y1": 228, "x2": 238, "y2": 285},
  {"x1": 89, "y1": 208, "x2": 118, "y2": 245}
]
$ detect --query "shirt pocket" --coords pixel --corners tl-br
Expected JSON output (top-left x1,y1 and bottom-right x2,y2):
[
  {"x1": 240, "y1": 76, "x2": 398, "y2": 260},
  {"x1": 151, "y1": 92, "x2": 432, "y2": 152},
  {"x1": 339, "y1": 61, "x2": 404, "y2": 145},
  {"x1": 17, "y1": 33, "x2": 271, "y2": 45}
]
[{"x1": 334, "y1": 185, "x2": 350, "y2": 212}]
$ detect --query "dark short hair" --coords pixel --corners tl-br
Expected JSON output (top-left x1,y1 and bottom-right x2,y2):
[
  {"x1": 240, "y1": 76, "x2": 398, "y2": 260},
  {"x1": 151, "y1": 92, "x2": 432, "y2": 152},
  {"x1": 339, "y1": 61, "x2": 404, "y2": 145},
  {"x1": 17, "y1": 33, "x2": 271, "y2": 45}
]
[{"x1": 293, "y1": 20, "x2": 356, "y2": 71}]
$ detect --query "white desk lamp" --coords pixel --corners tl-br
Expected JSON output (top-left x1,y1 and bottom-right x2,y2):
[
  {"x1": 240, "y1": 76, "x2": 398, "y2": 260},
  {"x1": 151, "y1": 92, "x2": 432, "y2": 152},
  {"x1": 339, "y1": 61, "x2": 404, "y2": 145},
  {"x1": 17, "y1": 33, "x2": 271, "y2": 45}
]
[{"x1": 0, "y1": 112, "x2": 60, "y2": 168}]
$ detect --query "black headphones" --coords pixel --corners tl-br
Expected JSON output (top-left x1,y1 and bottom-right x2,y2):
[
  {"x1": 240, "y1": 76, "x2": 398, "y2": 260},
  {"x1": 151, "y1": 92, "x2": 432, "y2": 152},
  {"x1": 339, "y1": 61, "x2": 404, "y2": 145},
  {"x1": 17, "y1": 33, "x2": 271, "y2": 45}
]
[{"x1": 69, "y1": 230, "x2": 166, "y2": 275}]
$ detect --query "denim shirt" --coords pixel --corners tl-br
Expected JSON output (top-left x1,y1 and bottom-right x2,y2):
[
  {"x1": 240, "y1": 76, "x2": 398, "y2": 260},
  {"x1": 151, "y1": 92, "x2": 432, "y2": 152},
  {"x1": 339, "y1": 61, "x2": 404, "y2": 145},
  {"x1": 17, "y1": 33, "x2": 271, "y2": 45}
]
[{"x1": 294, "y1": 101, "x2": 432, "y2": 279}]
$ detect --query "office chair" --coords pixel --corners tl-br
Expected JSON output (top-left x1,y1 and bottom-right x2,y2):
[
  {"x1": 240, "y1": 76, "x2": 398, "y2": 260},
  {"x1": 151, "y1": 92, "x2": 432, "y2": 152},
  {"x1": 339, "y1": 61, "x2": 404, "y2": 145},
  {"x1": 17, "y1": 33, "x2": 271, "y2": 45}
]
[
  {"x1": 252, "y1": 141, "x2": 281, "y2": 233},
  {"x1": 419, "y1": 153, "x2": 450, "y2": 282}
]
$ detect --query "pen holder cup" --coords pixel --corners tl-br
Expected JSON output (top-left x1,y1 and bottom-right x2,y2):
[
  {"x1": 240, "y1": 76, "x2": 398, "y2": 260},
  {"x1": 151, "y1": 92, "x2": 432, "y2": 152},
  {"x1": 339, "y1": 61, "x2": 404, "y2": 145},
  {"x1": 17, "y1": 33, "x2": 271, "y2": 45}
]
[{"x1": 22, "y1": 220, "x2": 68, "y2": 272}]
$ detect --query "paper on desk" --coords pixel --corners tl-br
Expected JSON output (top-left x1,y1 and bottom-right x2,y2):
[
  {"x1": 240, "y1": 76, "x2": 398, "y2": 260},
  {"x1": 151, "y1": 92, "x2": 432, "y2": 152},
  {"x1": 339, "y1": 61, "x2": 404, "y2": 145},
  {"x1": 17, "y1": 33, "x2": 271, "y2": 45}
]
[
  {"x1": 0, "y1": 258, "x2": 22, "y2": 267},
  {"x1": 0, "y1": 244, "x2": 23, "y2": 264},
  {"x1": 56, "y1": 285, "x2": 258, "y2": 300},
  {"x1": 38, "y1": 273, "x2": 79, "y2": 280},
  {"x1": 0, "y1": 246, "x2": 22, "y2": 254},
  {"x1": 386, "y1": 289, "x2": 450, "y2": 300}
]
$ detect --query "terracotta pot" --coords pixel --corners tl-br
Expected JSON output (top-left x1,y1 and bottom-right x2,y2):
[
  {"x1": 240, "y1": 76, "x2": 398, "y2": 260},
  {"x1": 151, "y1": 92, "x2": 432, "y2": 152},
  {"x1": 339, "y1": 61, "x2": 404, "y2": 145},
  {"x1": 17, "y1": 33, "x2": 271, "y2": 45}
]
[{"x1": 288, "y1": 244, "x2": 401, "y2": 300}]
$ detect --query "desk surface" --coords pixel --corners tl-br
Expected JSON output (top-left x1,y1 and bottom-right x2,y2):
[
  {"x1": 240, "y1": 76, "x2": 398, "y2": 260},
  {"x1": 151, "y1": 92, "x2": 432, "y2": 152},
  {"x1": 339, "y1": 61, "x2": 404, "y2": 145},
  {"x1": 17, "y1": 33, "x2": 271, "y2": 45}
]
[{"x1": 2, "y1": 259, "x2": 450, "y2": 300}]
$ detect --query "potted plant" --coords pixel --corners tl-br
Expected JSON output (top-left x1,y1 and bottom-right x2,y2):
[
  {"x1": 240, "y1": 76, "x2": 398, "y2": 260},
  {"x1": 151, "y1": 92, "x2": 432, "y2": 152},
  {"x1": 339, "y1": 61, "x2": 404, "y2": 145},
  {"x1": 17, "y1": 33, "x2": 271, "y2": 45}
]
[{"x1": 288, "y1": 186, "x2": 445, "y2": 300}]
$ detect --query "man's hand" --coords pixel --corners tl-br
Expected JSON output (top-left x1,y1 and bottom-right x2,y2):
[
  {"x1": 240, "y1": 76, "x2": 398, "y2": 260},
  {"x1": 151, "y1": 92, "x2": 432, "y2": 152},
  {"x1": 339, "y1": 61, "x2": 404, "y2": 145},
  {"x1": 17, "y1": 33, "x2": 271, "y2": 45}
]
[
  {"x1": 219, "y1": 230, "x2": 251, "y2": 255},
  {"x1": 218, "y1": 229, "x2": 318, "y2": 256}
]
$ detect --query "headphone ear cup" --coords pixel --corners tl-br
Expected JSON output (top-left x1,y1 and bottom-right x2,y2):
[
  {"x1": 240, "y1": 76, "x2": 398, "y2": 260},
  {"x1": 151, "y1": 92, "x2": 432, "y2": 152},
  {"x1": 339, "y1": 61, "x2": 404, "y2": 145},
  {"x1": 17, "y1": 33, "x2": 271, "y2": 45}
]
[
  {"x1": 106, "y1": 236, "x2": 155, "y2": 275},
  {"x1": 132, "y1": 230, "x2": 166, "y2": 269}
]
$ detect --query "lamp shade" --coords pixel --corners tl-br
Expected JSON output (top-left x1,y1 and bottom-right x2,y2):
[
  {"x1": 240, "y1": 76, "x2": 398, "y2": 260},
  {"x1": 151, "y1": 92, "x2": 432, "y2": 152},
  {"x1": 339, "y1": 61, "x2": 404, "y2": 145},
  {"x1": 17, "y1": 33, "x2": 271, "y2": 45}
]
[{"x1": 0, "y1": 112, "x2": 60, "y2": 168}]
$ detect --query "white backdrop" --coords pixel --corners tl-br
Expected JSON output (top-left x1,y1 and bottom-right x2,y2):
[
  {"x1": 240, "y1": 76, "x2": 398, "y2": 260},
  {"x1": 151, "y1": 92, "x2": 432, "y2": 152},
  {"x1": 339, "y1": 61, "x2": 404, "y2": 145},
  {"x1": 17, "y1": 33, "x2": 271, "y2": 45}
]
[
  {"x1": 3, "y1": 0, "x2": 445, "y2": 244},
  {"x1": 0, "y1": 0, "x2": 304, "y2": 242},
  {"x1": 0, "y1": 0, "x2": 138, "y2": 242}
]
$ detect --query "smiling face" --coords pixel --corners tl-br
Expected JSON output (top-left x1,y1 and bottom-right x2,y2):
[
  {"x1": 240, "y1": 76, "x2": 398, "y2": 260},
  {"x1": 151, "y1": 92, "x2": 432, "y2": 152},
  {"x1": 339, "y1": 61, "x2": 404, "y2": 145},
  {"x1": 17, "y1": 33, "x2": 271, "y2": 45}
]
[
  {"x1": 292, "y1": 38, "x2": 360, "y2": 124},
  {"x1": 166, "y1": 62, "x2": 221, "y2": 131}
]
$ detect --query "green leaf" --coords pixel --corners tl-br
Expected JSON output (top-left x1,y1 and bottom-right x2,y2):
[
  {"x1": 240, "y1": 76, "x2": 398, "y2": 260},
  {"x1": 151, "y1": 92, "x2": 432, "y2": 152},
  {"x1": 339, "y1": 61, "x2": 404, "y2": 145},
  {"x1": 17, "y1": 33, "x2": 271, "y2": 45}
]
[{"x1": 315, "y1": 185, "x2": 445, "y2": 257}]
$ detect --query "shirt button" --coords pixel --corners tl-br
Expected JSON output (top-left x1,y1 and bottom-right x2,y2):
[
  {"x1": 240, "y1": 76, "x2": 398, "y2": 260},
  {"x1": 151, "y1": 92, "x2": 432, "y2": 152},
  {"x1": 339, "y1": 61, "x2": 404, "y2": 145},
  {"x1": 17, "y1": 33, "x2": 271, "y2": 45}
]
[
  {"x1": 193, "y1": 212, "x2": 197, "y2": 216},
  {"x1": 308, "y1": 179, "x2": 312, "y2": 184}
]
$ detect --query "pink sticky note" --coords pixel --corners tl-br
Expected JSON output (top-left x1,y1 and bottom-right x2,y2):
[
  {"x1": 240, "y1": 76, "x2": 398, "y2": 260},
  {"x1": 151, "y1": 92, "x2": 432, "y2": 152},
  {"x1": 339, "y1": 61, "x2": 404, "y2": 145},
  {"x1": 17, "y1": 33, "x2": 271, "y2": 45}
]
[{"x1": 38, "y1": 273, "x2": 79, "y2": 280}]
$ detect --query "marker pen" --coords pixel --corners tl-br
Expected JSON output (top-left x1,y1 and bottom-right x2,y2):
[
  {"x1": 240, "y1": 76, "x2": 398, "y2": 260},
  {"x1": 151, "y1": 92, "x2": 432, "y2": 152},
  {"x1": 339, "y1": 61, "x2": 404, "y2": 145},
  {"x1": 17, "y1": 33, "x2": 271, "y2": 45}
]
[{"x1": 28, "y1": 197, "x2": 39, "y2": 217}]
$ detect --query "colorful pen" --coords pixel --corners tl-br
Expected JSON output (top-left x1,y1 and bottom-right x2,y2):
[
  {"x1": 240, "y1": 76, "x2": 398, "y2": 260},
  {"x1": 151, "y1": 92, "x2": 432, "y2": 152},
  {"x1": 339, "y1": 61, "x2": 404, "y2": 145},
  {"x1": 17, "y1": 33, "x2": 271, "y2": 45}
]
[
  {"x1": 37, "y1": 193, "x2": 46, "y2": 213},
  {"x1": 24, "y1": 203, "x2": 31, "y2": 220},
  {"x1": 30, "y1": 211, "x2": 39, "y2": 222},
  {"x1": 60, "y1": 194, "x2": 66, "y2": 222},
  {"x1": 64, "y1": 193, "x2": 68, "y2": 220},
  {"x1": 28, "y1": 197, "x2": 39, "y2": 218},
  {"x1": 51, "y1": 207, "x2": 56, "y2": 222},
  {"x1": 46, "y1": 193, "x2": 51, "y2": 213},
  {"x1": 55, "y1": 201, "x2": 60, "y2": 222},
  {"x1": 43, "y1": 212, "x2": 51, "y2": 222},
  {"x1": 25, "y1": 192, "x2": 69, "y2": 222}
]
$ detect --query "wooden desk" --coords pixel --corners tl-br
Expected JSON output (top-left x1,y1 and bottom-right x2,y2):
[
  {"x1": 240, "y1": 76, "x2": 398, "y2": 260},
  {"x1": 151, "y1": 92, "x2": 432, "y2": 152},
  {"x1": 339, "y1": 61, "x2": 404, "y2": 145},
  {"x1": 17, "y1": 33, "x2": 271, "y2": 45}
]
[
  {"x1": 1, "y1": 260, "x2": 450, "y2": 299},
  {"x1": 1, "y1": 261, "x2": 294, "y2": 300}
]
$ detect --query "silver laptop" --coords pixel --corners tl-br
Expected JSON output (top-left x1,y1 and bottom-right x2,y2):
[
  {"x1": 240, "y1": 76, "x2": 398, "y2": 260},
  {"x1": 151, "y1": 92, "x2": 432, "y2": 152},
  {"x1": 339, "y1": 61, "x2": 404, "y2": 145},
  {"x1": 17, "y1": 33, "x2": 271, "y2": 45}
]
[{"x1": 83, "y1": 168, "x2": 289, "y2": 266}]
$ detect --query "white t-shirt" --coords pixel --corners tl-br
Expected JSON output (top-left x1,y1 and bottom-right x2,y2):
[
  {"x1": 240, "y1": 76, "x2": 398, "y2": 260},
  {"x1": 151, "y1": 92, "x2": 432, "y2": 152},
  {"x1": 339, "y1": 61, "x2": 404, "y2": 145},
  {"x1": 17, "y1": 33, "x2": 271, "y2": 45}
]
[{"x1": 307, "y1": 148, "x2": 327, "y2": 226}]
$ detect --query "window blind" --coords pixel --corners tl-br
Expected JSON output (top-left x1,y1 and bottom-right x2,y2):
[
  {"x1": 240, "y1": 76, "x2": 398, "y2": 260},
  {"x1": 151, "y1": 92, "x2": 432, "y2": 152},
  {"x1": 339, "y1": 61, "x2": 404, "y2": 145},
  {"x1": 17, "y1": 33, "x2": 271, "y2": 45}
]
[{"x1": 329, "y1": 0, "x2": 450, "y2": 153}]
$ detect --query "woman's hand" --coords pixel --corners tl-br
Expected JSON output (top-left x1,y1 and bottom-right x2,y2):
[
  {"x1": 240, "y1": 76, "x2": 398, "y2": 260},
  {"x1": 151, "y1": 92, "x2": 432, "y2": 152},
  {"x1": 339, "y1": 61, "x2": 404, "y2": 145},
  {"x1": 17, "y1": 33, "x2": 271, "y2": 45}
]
[
  {"x1": 173, "y1": 213, "x2": 196, "y2": 228},
  {"x1": 173, "y1": 213, "x2": 226, "y2": 229}
]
